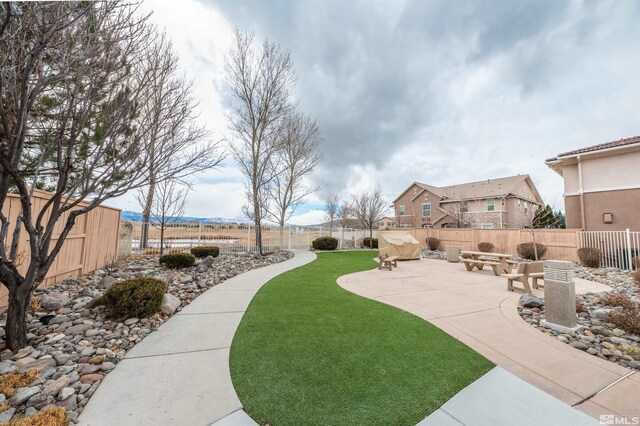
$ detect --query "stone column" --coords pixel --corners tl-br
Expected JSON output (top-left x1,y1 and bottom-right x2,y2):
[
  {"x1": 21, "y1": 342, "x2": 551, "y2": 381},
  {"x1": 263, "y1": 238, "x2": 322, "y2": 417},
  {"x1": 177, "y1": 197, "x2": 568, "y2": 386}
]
[{"x1": 540, "y1": 260, "x2": 582, "y2": 334}]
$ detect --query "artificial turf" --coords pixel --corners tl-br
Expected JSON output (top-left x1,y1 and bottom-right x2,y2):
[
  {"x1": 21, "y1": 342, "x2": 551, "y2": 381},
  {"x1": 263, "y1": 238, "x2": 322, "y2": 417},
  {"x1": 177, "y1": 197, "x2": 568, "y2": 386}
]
[{"x1": 230, "y1": 251, "x2": 493, "y2": 425}]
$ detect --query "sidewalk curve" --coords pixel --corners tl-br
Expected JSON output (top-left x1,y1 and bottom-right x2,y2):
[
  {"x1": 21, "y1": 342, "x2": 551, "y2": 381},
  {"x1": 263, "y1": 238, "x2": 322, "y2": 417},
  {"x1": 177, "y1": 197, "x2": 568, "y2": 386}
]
[
  {"x1": 338, "y1": 258, "x2": 640, "y2": 422},
  {"x1": 78, "y1": 250, "x2": 317, "y2": 426}
]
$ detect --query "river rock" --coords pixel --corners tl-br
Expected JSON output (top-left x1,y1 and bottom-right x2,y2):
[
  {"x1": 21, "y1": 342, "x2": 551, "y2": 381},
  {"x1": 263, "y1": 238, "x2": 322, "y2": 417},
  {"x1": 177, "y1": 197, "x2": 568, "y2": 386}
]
[
  {"x1": 18, "y1": 356, "x2": 56, "y2": 373},
  {"x1": 160, "y1": 294, "x2": 181, "y2": 315},
  {"x1": 519, "y1": 294, "x2": 544, "y2": 309},
  {"x1": 9, "y1": 386, "x2": 40, "y2": 405},
  {"x1": 40, "y1": 293, "x2": 70, "y2": 311}
]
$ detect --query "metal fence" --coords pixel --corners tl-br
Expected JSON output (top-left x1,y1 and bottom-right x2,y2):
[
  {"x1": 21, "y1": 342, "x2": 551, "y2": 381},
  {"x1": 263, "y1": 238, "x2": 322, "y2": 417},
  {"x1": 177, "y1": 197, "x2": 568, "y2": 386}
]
[
  {"x1": 127, "y1": 222, "x2": 377, "y2": 255},
  {"x1": 578, "y1": 229, "x2": 640, "y2": 269}
]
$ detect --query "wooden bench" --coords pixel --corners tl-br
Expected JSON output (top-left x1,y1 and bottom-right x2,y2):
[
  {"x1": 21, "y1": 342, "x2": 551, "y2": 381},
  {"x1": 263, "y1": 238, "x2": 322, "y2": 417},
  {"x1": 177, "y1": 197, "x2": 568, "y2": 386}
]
[
  {"x1": 377, "y1": 247, "x2": 398, "y2": 271},
  {"x1": 528, "y1": 261, "x2": 544, "y2": 289},
  {"x1": 503, "y1": 262, "x2": 532, "y2": 293}
]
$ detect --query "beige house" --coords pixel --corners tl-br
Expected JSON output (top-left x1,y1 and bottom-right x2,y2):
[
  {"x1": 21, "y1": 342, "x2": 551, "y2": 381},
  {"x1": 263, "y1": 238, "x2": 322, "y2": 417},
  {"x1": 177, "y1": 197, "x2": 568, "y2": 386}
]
[
  {"x1": 546, "y1": 136, "x2": 640, "y2": 231},
  {"x1": 376, "y1": 217, "x2": 396, "y2": 229},
  {"x1": 393, "y1": 175, "x2": 543, "y2": 229}
]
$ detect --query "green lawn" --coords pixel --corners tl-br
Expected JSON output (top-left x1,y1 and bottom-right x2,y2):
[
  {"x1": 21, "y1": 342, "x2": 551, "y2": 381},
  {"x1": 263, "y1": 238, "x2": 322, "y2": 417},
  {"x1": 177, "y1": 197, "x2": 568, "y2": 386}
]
[{"x1": 230, "y1": 251, "x2": 493, "y2": 425}]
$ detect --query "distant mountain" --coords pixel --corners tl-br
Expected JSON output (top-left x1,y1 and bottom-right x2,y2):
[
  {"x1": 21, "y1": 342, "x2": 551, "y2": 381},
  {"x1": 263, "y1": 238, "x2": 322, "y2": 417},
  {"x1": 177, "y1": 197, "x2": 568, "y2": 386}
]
[{"x1": 121, "y1": 210, "x2": 248, "y2": 224}]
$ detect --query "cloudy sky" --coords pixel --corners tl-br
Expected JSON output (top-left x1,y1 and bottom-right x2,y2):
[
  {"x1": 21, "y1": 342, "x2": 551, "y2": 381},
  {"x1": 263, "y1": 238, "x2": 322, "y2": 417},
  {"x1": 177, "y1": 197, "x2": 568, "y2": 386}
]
[{"x1": 109, "y1": 0, "x2": 640, "y2": 225}]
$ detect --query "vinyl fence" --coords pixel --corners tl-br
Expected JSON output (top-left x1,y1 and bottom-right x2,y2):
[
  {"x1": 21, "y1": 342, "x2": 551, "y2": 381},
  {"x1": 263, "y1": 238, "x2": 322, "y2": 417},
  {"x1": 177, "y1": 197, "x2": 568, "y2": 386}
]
[
  {"x1": 578, "y1": 229, "x2": 640, "y2": 269},
  {"x1": 126, "y1": 222, "x2": 376, "y2": 255},
  {"x1": 1, "y1": 190, "x2": 121, "y2": 305}
]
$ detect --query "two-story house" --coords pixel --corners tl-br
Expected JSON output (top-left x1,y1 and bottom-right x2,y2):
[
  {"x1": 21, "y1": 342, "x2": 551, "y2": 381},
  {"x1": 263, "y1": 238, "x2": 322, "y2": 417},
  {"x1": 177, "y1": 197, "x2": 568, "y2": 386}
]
[
  {"x1": 545, "y1": 135, "x2": 640, "y2": 231},
  {"x1": 393, "y1": 175, "x2": 544, "y2": 229}
]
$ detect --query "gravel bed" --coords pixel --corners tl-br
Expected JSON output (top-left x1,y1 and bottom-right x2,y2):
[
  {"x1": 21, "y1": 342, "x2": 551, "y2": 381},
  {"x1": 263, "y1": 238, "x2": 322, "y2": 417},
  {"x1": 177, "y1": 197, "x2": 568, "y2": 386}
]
[{"x1": 0, "y1": 250, "x2": 293, "y2": 423}]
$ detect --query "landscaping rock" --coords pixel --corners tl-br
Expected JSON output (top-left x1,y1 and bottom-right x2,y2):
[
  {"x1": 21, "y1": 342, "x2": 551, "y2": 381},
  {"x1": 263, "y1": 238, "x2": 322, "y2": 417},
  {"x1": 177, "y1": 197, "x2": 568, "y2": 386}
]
[
  {"x1": 519, "y1": 294, "x2": 544, "y2": 309},
  {"x1": 0, "y1": 408, "x2": 16, "y2": 423},
  {"x1": 590, "y1": 308, "x2": 612, "y2": 319},
  {"x1": 99, "y1": 276, "x2": 117, "y2": 289},
  {"x1": 570, "y1": 341, "x2": 589, "y2": 351},
  {"x1": 9, "y1": 386, "x2": 40, "y2": 405},
  {"x1": 201, "y1": 255, "x2": 215, "y2": 268},
  {"x1": 39, "y1": 293, "x2": 69, "y2": 311},
  {"x1": 160, "y1": 294, "x2": 181, "y2": 315},
  {"x1": 7, "y1": 250, "x2": 293, "y2": 420},
  {"x1": 17, "y1": 356, "x2": 56, "y2": 373}
]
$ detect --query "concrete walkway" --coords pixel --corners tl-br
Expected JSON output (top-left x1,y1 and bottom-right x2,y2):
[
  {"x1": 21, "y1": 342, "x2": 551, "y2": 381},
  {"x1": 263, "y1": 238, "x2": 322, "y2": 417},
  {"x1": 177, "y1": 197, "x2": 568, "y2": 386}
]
[
  {"x1": 418, "y1": 367, "x2": 598, "y2": 425},
  {"x1": 338, "y1": 258, "x2": 640, "y2": 422},
  {"x1": 78, "y1": 250, "x2": 317, "y2": 426}
]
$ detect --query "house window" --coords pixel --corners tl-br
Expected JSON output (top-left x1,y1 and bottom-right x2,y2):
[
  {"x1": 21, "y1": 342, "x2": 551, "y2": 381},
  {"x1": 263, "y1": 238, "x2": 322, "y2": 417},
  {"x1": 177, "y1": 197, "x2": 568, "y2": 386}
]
[
  {"x1": 517, "y1": 199, "x2": 522, "y2": 208},
  {"x1": 422, "y1": 203, "x2": 431, "y2": 217},
  {"x1": 487, "y1": 199, "x2": 495, "y2": 212},
  {"x1": 399, "y1": 205, "x2": 405, "y2": 215},
  {"x1": 461, "y1": 200, "x2": 468, "y2": 213},
  {"x1": 524, "y1": 201, "x2": 528, "y2": 214}
]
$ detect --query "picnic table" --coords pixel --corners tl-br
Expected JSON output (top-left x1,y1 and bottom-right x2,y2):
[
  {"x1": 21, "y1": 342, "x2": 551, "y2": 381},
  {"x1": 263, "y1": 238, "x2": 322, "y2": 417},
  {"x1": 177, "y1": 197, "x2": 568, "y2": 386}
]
[{"x1": 460, "y1": 250, "x2": 514, "y2": 276}]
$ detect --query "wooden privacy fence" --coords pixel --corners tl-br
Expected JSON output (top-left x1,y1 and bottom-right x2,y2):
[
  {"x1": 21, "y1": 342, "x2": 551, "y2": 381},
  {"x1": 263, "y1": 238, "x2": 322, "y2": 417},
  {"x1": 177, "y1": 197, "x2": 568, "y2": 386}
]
[
  {"x1": 1, "y1": 190, "x2": 121, "y2": 305},
  {"x1": 382, "y1": 228, "x2": 581, "y2": 262}
]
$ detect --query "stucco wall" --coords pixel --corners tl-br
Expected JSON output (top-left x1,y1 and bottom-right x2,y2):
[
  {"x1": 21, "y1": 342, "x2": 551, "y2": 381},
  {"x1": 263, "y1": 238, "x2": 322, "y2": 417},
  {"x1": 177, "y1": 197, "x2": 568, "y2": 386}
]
[
  {"x1": 565, "y1": 189, "x2": 640, "y2": 231},
  {"x1": 562, "y1": 151, "x2": 640, "y2": 195}
]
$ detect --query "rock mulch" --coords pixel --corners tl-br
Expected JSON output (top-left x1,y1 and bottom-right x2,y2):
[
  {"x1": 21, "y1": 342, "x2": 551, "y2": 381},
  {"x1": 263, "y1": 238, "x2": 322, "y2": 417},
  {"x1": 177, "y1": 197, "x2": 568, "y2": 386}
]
[
  {"x1": 0, "y1": 250, "x2": 293, "y2": 423},
  {"x1": 518, "y1": 267, "x2": 640, "y2": 372}
]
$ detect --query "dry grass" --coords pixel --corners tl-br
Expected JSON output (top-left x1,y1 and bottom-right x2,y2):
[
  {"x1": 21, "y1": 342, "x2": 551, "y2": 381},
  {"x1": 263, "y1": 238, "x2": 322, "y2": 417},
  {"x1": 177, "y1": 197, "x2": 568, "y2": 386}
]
[
  {"x1": 602, "y1": 293, "x2": 637, "y2": 310},
  {"x1": 144, "y1": 248, "x2": 184, "y2": 255},
  {"x1": 5, "y1": 407, "x2": 68, "y2": 426},
  {"x1": 31, "y1": 296, "x2": 42, "y2": 312},
  {"x1": 0, "y1": 368, "x2": 42, "y2": 397},
  {"x1": 605, "y1": 306, "x2": 640, "y2": 337},
  {"x1": 575, "y1": 299, "x2": 588, "y2": 313},
  {"x1": 633, "y1": 271, "x2": 640, "y2": 287}
]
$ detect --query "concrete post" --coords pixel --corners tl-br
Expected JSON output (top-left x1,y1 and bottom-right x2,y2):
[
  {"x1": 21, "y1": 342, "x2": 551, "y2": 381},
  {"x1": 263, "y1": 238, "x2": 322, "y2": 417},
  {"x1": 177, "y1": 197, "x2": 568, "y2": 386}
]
[{"x1": 540, "y1": 260, "x2": 582, "y2": 335}]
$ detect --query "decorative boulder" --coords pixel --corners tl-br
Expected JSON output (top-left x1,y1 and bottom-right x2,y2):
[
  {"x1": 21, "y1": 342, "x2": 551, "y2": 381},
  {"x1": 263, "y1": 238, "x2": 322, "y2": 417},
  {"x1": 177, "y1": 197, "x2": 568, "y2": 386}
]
[
  {"x1": 99, "y1": 276, "x2": 117, "y2": 289},
  {"x1": 201, "y1": 255, "x2": 216, "y2": 268},
  {"x1": 39, "y1": 293, "x2": 70, "y2": 311},
  {"x1": 160, "y1": 293, "x2": 181, "y2": 315},
  {"x1": 519, "y1": 294, "x2": 544, "y2": 309}
]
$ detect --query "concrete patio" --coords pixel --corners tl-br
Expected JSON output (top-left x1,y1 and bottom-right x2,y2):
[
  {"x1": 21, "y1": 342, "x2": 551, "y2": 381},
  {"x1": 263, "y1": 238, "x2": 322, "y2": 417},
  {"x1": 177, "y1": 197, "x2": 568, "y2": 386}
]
[{"x1": 338, "y1": 257, "x2": 640, "y2": 422}]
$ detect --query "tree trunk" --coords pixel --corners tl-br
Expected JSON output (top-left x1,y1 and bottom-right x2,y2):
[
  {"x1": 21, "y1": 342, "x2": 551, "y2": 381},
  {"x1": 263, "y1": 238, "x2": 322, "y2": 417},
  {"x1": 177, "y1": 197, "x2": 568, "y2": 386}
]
[
  {"x1": 160, "y1": 222, "x2": 165, "y2": 255},
  {"x1": 279, "y1": 224, "x2": 284, "y2": 250},
  {"x1": 6, "y1": 285, "x2": 31, "y2": 352},
  {"x1": 255, "y1": 222, "x2": 263, "y2": 255},
  {"x1": 140, "y1": 180, "x2": 156, "y2": 249}
]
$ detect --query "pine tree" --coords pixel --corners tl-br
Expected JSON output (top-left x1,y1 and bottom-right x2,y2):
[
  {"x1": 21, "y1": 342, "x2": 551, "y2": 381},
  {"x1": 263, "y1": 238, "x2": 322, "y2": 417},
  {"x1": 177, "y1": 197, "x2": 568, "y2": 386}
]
[{"x1": 533, "y1": 205, "x2": 557, "y2": 228}]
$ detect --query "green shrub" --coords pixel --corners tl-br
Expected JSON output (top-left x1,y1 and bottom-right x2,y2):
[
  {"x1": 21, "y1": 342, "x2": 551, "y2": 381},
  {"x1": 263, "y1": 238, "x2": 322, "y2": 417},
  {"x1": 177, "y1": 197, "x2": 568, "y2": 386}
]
[
  {"x1": 426, "y1": 237, "x2": 440, "y2": 251},
  {"x1": 159, "y1": 253, "x2": 196, "y2": 268},
  {"x1": 363, "y1": 238, "x2": 378, "y2": 249},
  {"x1": 577, "y1": 247, "x2": 602, "y2": 268},
  {"x1": 190, "y1": 246, "x2": 220, "y2": 258},
  {"x1": 100, "y1": 277, "x2": 166, "y2": 319},
  {"x1": 312, "y1": 237, "x2": 338, "y2": 251},
  {"x1": 477, "y1": 242, "x2": 494, "y2": 253},
  {"x1": 516, "y1": 242, "x2": 548, "y2": 260}
]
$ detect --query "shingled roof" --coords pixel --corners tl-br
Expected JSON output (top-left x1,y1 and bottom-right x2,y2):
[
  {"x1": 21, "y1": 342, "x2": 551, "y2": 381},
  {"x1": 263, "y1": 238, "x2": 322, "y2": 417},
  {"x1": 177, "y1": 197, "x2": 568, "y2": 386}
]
[
  {"x1": 546, "y1": 135, "x2": 640, "y2": 162},
  {"x1": 394, "y1": 175, "x2": 539, "y2": 203}
]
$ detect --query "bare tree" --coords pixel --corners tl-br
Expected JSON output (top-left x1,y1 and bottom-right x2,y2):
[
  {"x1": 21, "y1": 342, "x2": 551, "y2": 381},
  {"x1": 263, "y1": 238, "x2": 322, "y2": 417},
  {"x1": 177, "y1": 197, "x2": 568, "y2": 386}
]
[
  {"x1": 440, "y1": 196, "x2": 474, "y2": 228},
  {"x1": 266, "y1": 112, "x2": 322, "y2": 247},
  {"x1": 351, "y1": 188, "x2": 387, "y2": 239},
  {"x1": 136, "y1": 179, "x2": 191, "y2": 255},
  {"x1": 225, "y1": 28, "x2": 296, "y2": 255},
  {"x1": 137, "y1": 33, "x2": 224, "y2": 249},
  {"x1": 324, "y1": 194, "x2": 339, "y2": 228},
  {"x1": 0, "y1": 3, "x2": 219, "y2": 350},
  {"x1": 336, "y1": 199, "x2": 352, "y2": 249}
]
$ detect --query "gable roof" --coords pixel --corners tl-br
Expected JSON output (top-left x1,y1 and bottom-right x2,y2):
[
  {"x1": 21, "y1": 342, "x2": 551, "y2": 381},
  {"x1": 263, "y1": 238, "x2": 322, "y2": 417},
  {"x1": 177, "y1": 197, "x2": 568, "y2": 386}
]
[
  {"x1": 393, "y1": 175, "x2": 542, "y2": 205},
  {"x1": 545, "y1": 135, "x2": 640, "y2": 162}
]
